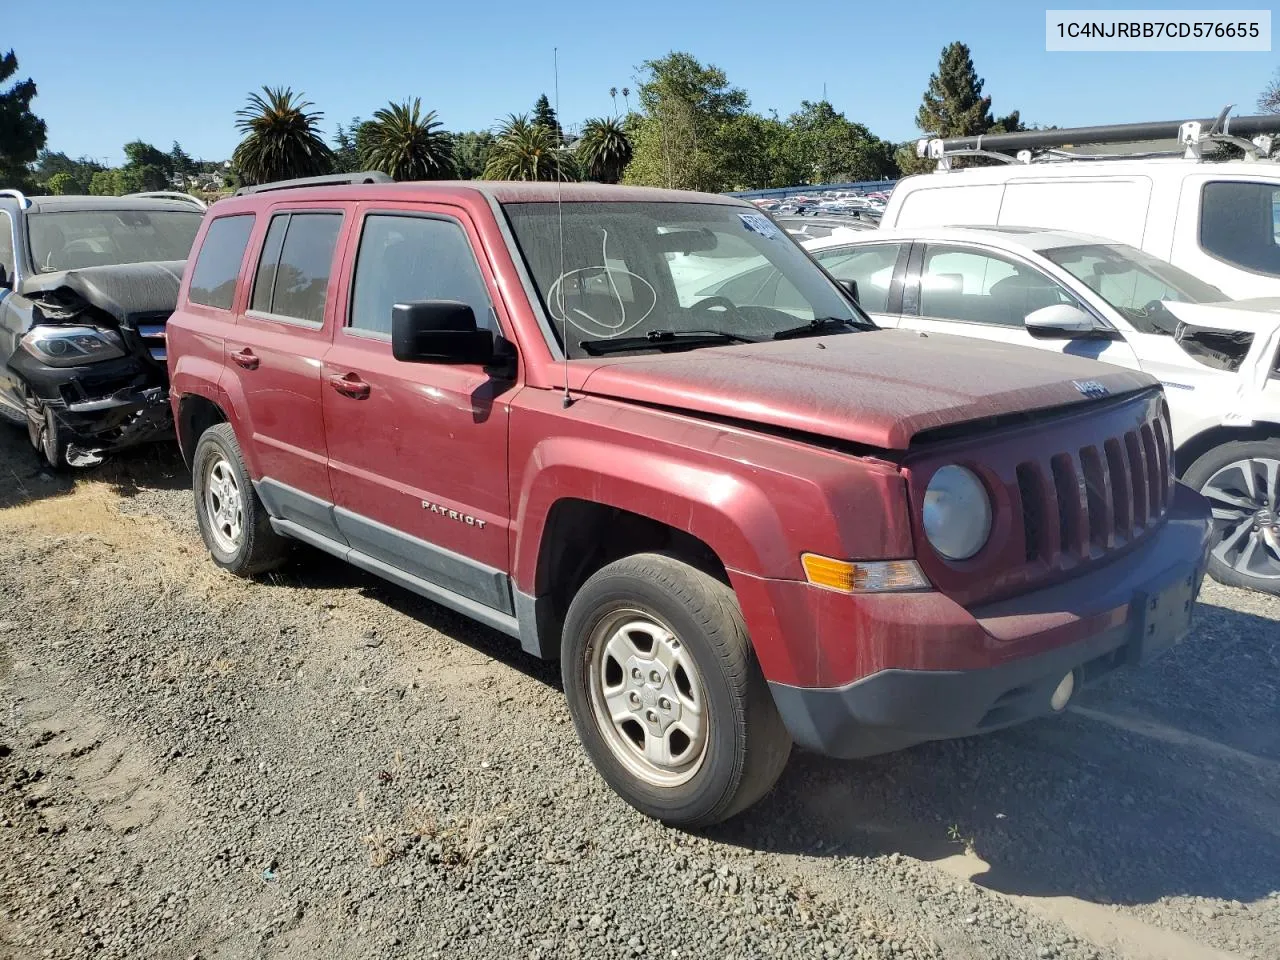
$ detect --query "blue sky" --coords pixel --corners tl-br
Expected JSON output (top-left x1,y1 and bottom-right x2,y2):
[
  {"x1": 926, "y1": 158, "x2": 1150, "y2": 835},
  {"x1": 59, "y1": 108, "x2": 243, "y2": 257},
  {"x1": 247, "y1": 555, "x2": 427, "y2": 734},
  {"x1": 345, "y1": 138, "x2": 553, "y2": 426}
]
[{"x1": 10, "y1": 0, "x2": 1277, "y2": 165}]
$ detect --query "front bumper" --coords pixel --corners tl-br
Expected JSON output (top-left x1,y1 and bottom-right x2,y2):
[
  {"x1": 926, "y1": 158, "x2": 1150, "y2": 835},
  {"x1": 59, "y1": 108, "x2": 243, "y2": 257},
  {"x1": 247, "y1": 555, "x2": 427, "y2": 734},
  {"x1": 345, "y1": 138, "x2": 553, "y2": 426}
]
[
  {"x1": 9, "y1": 349, "x2": 172, "y2": 453},
  {"x1": 767, "y1": 482, "x2": 1211, "y2": 758}
]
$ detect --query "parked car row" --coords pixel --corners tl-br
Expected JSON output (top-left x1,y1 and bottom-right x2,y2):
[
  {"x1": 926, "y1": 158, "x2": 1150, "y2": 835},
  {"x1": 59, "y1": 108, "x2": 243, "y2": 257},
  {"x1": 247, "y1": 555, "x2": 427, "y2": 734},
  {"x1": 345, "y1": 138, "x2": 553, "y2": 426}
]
[{"x1": 0, "y1": 168, "x2": 1236, "y2": 826}]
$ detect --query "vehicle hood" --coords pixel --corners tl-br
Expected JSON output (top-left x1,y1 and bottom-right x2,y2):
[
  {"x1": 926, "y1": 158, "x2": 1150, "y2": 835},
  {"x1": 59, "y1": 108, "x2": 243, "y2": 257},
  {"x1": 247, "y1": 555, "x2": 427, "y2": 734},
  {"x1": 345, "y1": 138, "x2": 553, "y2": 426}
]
[
  {"x1": 1162, "y1": 297, "x2": 1280, "y2": 334},
  {"x1": 576, "y1": 329, "x2": 1155, "y2": 450},
  {"x1": 20, "y1": 261, "x2": 186, "y2": 325}
]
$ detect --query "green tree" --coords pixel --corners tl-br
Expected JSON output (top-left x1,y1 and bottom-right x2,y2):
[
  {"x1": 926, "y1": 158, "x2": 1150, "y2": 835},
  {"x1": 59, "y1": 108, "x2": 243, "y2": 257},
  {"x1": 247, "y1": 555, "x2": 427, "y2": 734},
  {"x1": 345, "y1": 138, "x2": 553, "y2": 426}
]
[
  {"x1": 360, "y1": 99, "x2": 455, "y2": 181},
  {"x1": 332, "y1": 117, "x2": 362, "y2": 172},
  {"x1": 0, "y1": 49, "x2": 47, "y2": 191},
  {"x1": 483, "y1": 114, "x2": 578, "y2": 182},
  {"x1": 1261, "y1": 68, "x2": 1280, "y2": 113},
  {"x1": 899, "y1": 42, "x2": 1021, "y2": 173},
  {"x1": 170, "y1": 141, "x2": 197, "y2": 188},
  {"x1": 231, "y1": 86, "x2": 334, "y2": 186},
  {"x1": 89, "y1": 169, "x2": 122, "y2": 196},
  {"x1": 46, "y1": 171, "x2": 84, "y2": 195},
  {"x1": 34, "y1": 150, "x2": 104, "y2": 192},
  {"x1": 451, "y1": 130, "x2": 495, "y2": 180},
  {"x1": 783, "y1": 101, "x2": 899, "y2": 184},
  {"x1": 623, "y1": 52, "x2": 750, "y2": 192},
  {"x1": 532, "y1": 94, "x2": 563, "y2": 145},
  {"x1": 575, "y1": 117, "x2": 633, "y2": 183}
]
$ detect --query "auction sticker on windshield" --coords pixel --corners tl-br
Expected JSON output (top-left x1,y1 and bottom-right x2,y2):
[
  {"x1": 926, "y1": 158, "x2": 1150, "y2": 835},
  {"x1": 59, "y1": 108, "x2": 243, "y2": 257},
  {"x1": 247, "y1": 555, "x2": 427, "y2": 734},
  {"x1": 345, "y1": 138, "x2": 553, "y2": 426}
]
[{"x1": 739, "y1": 213, "x2": 782, "y2": 239}]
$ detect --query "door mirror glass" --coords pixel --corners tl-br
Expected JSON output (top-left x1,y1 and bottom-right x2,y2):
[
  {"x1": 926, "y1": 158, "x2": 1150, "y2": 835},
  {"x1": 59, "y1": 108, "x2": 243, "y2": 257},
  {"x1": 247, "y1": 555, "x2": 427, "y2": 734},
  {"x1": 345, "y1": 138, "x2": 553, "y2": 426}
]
[
  {"x1": 1024, "y1": 303, "x2": 1100, "y2": 339},
  {"x1": 391, "y1": 300, "x2": 495, "y2": 364}
]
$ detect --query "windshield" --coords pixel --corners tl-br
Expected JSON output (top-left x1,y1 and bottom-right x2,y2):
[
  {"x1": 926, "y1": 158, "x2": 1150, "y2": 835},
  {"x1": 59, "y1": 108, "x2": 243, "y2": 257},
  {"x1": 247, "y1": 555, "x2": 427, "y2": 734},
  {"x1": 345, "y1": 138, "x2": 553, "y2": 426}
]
[
  {"x1": 1044, "y1": 243, "x2": 1226, "y2": 334},
  {"x1": 502, "y1": 201, "x2": 865, "y2": 358},
  {"x1": 28, "y1": 210, "x2": 203, "y2": 273}
]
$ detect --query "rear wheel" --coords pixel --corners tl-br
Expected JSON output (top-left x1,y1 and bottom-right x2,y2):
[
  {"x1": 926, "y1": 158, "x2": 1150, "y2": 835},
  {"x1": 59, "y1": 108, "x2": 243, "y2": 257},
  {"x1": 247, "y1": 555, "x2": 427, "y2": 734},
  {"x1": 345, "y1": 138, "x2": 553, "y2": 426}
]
[
  {"x1": 561, "y1": 553, "x2": 791, "y2": 827},
  {"x1": 1183, "y1": 439, "x2": 1280, "y2": 595},
  {"x1": 192, "y1": 423, "x2": 289, "y2": 576}
]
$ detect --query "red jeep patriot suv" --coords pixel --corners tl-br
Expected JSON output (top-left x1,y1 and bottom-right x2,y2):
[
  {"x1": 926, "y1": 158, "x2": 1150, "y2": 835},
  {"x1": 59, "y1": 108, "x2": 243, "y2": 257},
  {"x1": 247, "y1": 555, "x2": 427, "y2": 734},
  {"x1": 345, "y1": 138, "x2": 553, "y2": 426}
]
[{"x1": 167, "y1": 174, "x2": 1211, "y2": 826}]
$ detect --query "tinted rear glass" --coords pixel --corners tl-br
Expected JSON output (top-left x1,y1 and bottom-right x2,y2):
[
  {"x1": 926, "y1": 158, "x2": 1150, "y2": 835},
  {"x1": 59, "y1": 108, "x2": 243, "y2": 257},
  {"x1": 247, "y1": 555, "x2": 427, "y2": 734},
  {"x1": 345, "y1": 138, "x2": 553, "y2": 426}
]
[
  {"x1": 187, "y1": 215, "x2": 254, "y2": 310},
  {"x1": 250, "y1": 213, "x2": 342, "y2": 324},
  {"x1": 1201, "y1": 181, "x2": 1280, "y2": 278}
]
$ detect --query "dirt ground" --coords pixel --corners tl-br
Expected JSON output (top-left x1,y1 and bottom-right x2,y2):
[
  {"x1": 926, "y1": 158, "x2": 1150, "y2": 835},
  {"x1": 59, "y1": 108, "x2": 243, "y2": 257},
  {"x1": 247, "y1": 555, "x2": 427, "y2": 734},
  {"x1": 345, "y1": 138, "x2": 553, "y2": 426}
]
[{"x1": 0, "y1": 423, "x2": 1276, "y2": 960}]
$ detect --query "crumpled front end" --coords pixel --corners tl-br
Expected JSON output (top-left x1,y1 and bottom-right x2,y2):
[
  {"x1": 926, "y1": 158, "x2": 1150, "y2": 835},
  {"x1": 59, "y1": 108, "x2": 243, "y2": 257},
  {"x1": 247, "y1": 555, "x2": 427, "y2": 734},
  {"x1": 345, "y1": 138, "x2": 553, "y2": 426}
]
[{"x1": 8, "y1": 261, "x2": 184, "y2": 463}]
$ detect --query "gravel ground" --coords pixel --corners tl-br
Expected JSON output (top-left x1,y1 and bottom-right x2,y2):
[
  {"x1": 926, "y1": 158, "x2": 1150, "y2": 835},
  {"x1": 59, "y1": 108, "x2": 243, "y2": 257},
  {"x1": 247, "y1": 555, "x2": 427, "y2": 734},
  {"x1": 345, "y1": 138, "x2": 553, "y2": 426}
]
[{"x1": 0, "y1": 426, "x2": 1276, "y2": 960}]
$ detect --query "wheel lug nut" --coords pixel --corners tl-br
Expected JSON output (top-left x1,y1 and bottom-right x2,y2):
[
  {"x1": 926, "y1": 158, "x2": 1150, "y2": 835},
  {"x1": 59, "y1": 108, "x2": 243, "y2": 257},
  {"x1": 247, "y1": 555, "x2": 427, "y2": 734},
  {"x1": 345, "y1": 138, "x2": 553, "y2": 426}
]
[
  {"x1": 659, "y1": 698, "x2": 671, "y2": 710},
  {"x1": 645, "y1": 710, "x2": 658, "y2": 723},
  {"x1": 631, "y1": 668, "x2": 642, "y2": 681},
  {"x1": 628, "y1": 692, "x2": 640, "y2": 706},
  {"x1": 649, "y1": 670, "x2": 661, "y2": 683}
]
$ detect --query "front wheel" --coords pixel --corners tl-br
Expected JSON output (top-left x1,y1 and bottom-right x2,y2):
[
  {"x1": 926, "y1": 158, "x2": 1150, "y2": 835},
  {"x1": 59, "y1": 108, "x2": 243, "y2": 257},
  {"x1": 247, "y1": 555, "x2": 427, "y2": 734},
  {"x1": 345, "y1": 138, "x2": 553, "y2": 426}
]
[
  {"x1": 561, "y1": 553, "x2": 791, "y2": 827},
  {"x1": 1183, "y1": 439, "x2": 1280, "y2": 595},
  {"x1": 24, "y1": 389, "x2": 68, "y2": 471}
]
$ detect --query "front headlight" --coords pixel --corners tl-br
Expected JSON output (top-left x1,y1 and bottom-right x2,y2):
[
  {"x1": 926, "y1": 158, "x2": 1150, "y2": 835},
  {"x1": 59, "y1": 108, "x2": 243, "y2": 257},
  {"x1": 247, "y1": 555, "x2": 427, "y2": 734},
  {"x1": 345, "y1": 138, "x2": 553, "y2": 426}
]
[
  {"x1": 923, "y1": 465, "x2": 992, "y2": 561},
  {"x1": 19, "y1": 326, "x2": 127, "y2": 367}
]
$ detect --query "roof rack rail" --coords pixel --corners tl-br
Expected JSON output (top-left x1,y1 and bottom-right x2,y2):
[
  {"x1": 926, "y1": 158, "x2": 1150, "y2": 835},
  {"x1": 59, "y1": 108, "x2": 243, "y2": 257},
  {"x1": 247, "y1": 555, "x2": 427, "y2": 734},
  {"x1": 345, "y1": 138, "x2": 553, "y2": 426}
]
[
  {"x1": 0, "y1": 188, "x2": 31, "y2": 209},
  {"x1": 234, "y1": 170, "x2": 393, "y2": 196},
  {"x1": 916, "y1": 106, "x2": 1280, "y2": 169},
  {"x1": 123, "y1": 191, "x2": 208, "y2": 210}
]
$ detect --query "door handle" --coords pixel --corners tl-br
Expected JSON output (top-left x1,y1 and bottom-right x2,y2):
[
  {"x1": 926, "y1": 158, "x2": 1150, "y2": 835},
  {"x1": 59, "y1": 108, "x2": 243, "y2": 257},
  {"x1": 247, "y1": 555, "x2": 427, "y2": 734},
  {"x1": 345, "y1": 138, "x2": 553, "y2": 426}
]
[
  {"x1": 327, "y1": 373, "x2": 371, "y2": 400},
  {"x1": 231, "y1": 348, "x2": 259, "y2": 370}
]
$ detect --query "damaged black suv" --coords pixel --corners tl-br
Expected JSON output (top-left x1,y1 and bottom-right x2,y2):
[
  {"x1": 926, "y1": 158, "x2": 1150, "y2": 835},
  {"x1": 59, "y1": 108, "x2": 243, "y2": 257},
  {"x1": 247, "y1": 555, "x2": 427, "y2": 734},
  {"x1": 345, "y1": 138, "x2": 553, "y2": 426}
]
[{"x1": 0, "y1": 189, "x2": 205, "y2": 467}]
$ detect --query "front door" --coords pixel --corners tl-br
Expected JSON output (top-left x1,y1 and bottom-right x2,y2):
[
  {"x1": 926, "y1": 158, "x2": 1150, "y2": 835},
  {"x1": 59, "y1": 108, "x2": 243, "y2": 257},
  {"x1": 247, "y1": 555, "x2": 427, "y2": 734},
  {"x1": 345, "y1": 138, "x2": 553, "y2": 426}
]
[
  {"x1": 321, "y1": 203, "x2": 516, "y2": 615},
  {"x1": 898, "y1": 243, "x2": 1141, "y2": 368}
]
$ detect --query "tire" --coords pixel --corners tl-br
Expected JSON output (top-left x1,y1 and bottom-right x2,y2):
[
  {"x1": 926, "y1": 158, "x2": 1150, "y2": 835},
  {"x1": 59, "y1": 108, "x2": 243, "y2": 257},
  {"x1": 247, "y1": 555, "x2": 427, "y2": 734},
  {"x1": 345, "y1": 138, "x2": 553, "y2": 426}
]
[
  {"x1": 561, "y1": 553, "x2": 792, "y2": 827},
  {"x1": 192, "y1": 423, "x2": 289, "y2": 576},
  {"x1": 1182, "y1": 439, "x2": 1280, "y2": 595},
  {"x1": 24, "y1": 389, "x2": 68, "y2": 471}
]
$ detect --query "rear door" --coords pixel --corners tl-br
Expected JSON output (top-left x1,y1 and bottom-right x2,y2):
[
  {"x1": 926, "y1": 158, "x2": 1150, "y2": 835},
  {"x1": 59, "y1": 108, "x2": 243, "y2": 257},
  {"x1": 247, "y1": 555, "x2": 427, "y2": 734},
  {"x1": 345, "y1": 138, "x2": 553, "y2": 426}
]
[
  {"x1": 321, "y1": 202, "x2": 516, "y2": 615},
  {"x1": 224, "y1": 205, "x2": 351, "y2": 542}
]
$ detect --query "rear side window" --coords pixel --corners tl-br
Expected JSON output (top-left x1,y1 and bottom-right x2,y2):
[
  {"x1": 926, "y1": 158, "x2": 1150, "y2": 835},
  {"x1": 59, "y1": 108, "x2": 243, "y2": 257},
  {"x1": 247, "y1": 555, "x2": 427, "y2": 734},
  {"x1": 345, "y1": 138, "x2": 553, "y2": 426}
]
[
  {"x1": 920, "y1": 245, "x2": 1073, "y2": 327},
  {"x1": 348, "y1": 214, "x2": 495, "y2": 336},
  {"x1": 812, "y1": 243, "x2": 904, "y2": 313},
  {"x1": 187, "y1": 215, "x2": 254, "y2": 310},
  {"x1": 249, "y1": 212, "x2": 342, "y2": 325},
  {"x1": 1200, "y1": 181, "x2": 1280, "y2": 278}
]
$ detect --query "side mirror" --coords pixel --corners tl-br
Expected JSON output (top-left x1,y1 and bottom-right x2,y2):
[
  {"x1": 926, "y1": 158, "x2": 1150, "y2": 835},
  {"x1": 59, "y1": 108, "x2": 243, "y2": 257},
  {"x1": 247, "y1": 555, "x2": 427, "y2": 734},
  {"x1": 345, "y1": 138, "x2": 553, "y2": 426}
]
[
  {"x1": 391, "y1": 300, "x2": 495, "y2": 365},
  {"x1": 1024, "y1": 303, "x2": 1100, "y2": 339},
  {"x1": 838, "y1": 278, "x2": 860, "y2": 303},
  {"x1": 0, "y1": 264, "x2": 9, "y2": 290}
]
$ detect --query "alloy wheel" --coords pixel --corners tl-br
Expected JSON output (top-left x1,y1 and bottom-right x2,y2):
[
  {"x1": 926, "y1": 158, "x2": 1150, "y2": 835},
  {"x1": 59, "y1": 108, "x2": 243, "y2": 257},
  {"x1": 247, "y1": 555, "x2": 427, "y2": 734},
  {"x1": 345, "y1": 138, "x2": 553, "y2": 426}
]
[
  {"x1": 1202, "y1": 456, "x2": 1280, "y2": 580},
  {"x1": 203, "y1": 456, "x2": 245, "y2": 554}
]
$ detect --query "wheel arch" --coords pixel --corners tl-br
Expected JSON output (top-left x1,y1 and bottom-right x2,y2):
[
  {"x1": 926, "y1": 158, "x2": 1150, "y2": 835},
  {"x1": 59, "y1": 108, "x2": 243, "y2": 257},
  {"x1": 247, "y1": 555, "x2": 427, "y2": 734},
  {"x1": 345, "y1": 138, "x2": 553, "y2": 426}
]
[{"x1": 1175, "y1": 422, "x2": 1280, "y2": 477}]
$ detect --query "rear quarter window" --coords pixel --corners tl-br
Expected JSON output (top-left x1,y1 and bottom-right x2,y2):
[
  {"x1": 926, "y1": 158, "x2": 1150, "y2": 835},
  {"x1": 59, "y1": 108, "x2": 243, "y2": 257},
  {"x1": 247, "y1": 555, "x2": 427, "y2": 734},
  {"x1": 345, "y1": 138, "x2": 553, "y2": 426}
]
[
  {"x1": 1200, "y1": 180, "x2": 1280, "y2": 278},
  {"x1": 187, "y1": 215, "x2": 255, "y2": 310}
]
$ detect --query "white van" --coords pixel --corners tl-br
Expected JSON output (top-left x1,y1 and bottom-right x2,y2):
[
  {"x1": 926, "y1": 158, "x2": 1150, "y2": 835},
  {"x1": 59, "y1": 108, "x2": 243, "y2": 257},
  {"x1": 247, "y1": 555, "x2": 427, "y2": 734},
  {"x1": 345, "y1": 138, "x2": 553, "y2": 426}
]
[{"x1": 882, "y1": 116, "x2": 1280, "y2": 300}]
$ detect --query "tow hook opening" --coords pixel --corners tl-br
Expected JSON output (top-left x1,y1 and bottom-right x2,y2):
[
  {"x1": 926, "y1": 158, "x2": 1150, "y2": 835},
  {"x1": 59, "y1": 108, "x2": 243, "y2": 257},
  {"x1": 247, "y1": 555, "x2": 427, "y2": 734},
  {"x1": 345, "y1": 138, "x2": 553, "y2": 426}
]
[{"x1": 1050, "y1": 670, "x2": 1078, "y2": 712}]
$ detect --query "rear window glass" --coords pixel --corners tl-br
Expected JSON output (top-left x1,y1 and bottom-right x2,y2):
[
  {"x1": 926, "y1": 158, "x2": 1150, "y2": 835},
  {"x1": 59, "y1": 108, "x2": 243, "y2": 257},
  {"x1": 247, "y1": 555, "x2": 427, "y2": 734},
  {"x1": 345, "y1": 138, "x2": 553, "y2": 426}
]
[
  {"x1": 249, "y1": 212, "x2": 342, "y2": 324},
  {"x1": 1201, "y1": 181, "x2": 1280, "y2": 278},
  {"x1": 187, "y1": 215, "x2": 254, "y2": 310}
]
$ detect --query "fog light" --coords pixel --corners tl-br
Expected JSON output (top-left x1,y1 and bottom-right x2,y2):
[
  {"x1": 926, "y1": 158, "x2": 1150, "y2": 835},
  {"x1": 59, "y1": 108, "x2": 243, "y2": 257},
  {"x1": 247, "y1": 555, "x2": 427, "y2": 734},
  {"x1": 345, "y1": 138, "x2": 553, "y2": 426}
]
[{"x1": 1050, "y1": 671, "x2": 1076, "y2": 712}]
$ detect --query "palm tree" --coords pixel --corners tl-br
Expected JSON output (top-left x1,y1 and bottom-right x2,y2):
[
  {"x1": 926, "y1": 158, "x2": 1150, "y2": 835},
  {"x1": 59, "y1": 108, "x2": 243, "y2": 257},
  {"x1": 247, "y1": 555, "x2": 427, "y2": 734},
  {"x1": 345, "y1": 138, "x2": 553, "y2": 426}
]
[
  {"x1": 576, "y1": 117, "x2": 633, "y2": 184},
  {"x1": 482, "y1": 114, "x2": 578, "y2": 182},
  {"x1": 232, "y1": 86, "x2": 334, "y2": 185},
  {"x1": 609, "y1": 86, "x2": 618, "y2": 115},
  {"x1": 622, "y1": 87, "x2": 631, "y2": 113},
  {"x1": 359, "y1": 99, "x2": 455, "y2": 181}
]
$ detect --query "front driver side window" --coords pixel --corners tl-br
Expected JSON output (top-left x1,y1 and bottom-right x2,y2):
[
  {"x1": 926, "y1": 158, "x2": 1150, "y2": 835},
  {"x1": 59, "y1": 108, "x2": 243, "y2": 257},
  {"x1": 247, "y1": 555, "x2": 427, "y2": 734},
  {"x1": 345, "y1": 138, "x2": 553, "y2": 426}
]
[
  {"x1": 348, "y1": 214, "x2": 496, "y2": 337},
  {"x1": 920, "y1": 246, "x2": 1074, "y2": 327},
  {"x1": 812, "y1": 243, "x2": 903, "y2": 313}
]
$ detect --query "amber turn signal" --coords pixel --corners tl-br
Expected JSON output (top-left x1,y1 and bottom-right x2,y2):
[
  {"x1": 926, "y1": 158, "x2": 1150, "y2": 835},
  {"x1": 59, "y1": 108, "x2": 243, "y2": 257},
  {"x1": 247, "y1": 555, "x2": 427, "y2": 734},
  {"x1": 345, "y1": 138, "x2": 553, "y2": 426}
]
[{"x1": 801, "y1": 554, "x2": 930, "y2": 593}]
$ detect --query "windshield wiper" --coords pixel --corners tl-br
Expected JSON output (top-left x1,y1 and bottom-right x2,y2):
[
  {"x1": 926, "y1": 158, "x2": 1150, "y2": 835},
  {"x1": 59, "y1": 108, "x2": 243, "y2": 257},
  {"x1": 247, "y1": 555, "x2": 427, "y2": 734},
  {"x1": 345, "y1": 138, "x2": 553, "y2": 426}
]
[
  {"x1": 579, "y1": 329, "x2": 757, "y2": 356},
  {"x1": 772, "y1": 316, "x2": 871, "y2": 340}
]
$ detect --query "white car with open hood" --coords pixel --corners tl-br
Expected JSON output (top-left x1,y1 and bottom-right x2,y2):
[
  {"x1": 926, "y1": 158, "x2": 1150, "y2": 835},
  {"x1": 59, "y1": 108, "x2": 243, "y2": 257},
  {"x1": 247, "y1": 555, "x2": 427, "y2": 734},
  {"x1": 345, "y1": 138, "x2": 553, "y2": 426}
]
[{"x1": 788, "y1": 225, "x2": 1280, "y2": 594}]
